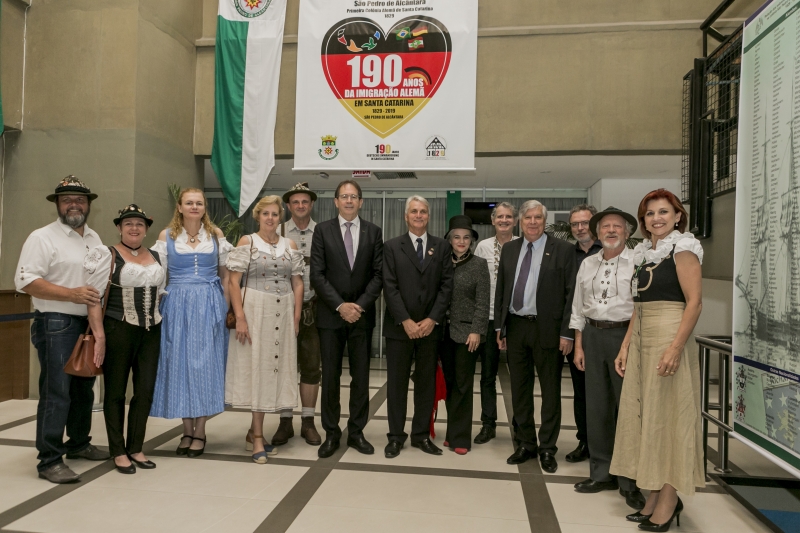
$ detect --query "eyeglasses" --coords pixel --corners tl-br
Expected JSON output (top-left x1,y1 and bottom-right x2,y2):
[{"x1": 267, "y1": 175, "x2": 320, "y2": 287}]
[
  {"x1": 570, "y1": 221, "x2": 590, "y2": 229},
  {"x1": 337, "y1": 194, "x2": 361, "y2": 200}
]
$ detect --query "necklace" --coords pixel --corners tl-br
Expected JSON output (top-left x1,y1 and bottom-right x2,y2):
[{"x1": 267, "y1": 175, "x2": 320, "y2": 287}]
[
  {"x1": 186, "y1": 230, "x2": 200, "y2": 243},
  {"x1": 591, "y1": 253, "x2": 621, "y2": 304},
  {"x1": 120, "y1": 241, "x2": 142, "y2": 257},
  {"x1": 259, "y1": 232, "x2": 279, "y2": 246}
]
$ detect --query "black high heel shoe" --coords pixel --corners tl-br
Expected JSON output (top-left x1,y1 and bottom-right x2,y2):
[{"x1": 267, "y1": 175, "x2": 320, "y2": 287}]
[
  {"x1": 626, "y1": 511, "x2": 653, "y2": 523},
  {"x1": 186, "y1": 436, "x2": 206, "y2": 458},
  {"x1": 638, "y1": 497, "x2": 683, "y2": 532}
]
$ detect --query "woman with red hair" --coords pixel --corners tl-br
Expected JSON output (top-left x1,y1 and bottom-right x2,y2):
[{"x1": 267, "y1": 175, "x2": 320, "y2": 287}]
[{"x1": 610, "y1": 189, "x2": 704, "y2": 532}]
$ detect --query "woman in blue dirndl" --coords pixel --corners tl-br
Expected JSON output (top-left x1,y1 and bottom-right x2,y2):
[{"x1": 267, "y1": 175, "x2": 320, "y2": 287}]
[{"x1": 150, "y1": 188, "x2": 232, "y2": 457}]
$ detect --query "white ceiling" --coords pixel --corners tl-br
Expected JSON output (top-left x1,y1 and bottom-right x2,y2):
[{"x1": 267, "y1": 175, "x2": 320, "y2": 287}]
[{"x1": 204, "y1": 154, "x2": 681, "y2": 194}]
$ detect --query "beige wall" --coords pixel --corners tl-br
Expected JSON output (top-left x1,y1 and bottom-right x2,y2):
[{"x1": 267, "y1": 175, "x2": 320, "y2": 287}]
[{"x1": 0, "y1": 0, "x2": 203, "y2": 290}]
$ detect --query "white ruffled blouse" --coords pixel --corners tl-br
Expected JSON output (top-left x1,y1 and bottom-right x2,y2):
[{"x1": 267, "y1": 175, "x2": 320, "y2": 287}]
[
  {"x1": 632, "y1": 230, "x2": 704, "y2": 266},
  {"x1": 150, "y1": 226, "x2": 233, "y2": 272}
]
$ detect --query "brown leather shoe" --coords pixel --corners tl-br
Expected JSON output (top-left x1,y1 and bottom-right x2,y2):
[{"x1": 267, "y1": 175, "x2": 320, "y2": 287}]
[
  {"x1": 271, "y1": 417, "x2": 294, "y2": 446},
  {"x1": 300, "y1": 416, "x2": 322, "y2": 445}
]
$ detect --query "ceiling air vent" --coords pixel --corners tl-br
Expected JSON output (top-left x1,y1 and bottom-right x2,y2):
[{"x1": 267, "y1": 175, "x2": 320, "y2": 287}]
[{"x1": 373, "y1": 171, "x2": 417, "y2": 180}]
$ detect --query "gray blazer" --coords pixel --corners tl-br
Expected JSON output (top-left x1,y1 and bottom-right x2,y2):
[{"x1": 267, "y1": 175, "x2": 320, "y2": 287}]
[{"x1": 447, "y1": 254, "x2": 491, "y2": 343}]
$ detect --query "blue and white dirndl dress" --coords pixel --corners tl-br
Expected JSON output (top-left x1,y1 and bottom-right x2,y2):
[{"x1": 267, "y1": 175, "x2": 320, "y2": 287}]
[{"x1": 150, "y1": 233, "x2": 228, "y2": 418}]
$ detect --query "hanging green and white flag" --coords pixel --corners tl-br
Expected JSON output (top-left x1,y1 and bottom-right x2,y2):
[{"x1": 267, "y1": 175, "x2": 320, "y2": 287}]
[{"x1": 212, "y1": 0, "x2": 287, "y2": 216}]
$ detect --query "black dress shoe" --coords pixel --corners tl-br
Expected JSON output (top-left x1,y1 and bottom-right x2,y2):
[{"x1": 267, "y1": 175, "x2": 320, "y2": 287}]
[
  {"x1": 621, "y1": 488, "x2": 647, "y2": 510},
  {"x1": 114, "y1": 457, "x2": 136, "y2": 475},
  {"x1": 574, "y1": 478, "x2": 619, "y2": 493},
  {"x1": 539, "y1": 452, "x2": 558, "y2": 473},
  {"x1": 186, "y1": 437, "x2": 206, "y2": 458},
  {"x1": 506, "y1": 446, "x2": 536, "y2": 465},
  {"x1": 626, "y1": 511, "x2": 653, "y2": 523},
  {"x1": 411, "y1": 439, "x2": 443, "y2": 456},
  {"x1": 318, "y1": 438, "x2": 340, "y2": 458},
  {"x1": 128, "y1": 456, "x2": 156, "y2": 469},
  {"x1": 347, "y1": 435, "x2": 375, "y2": 455},
  {"x1": 176, "y1": 435, "x2": 193, "y2": 456},
  {"x1": 474, "y1": 426, "x2": 496, "y2": 444},
  {"x1": 384, "y1": 441, "x2": 403, "y2": 459},
  {"x1": 565, "y1": 441, "x2": 590, "y2": 463}
]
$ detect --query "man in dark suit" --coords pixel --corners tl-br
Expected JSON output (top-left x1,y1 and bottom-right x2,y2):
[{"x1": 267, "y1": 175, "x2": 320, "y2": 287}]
[
  {"x1": 495, "y1": 200, "x2": 577, "y2": 472},
  {"x1": 310, "y1": 180, "x2": 383, "y2": 458},
  {"x1": 382, "y1": 195, "x2": 454, "y2": 458}
]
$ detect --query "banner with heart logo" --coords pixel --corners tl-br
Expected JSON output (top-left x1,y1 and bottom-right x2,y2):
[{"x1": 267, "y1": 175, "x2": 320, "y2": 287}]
[{"x1": 294, "y1": 0, "x2": 477, "y2": 172}]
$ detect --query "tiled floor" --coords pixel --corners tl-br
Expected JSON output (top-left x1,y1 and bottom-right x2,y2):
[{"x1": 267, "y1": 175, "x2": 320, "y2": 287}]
[{"x1": 0, "y1": 360, "x2": 777, "y2": 533}]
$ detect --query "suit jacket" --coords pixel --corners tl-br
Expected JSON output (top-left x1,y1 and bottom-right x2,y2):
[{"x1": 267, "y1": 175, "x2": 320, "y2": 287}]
[
  {"x1": 494, "y1": 233, "x2": 577, "y2": 349},
  {"x1": 447, "y1": 255, "x2": 490, "y2": 344},
  {"x1": 382, "y1": 233, "x2": 454, "y2": 340},
  {"x1": 310, "y1": 217, "x2": 383, "y2": 330}
]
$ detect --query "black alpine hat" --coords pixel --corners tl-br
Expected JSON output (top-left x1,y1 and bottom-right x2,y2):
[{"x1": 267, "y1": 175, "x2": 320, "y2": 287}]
[
  {"x1": 445, "y1": 214, "x2": 479, "y2": 240},
  {"x1": 113, "y1": 204, "x2": 154, "y2": 227},
  {"x1": 46, "y1": 175, "x2": 98, "y2": 202},
  {"x1": 589, "y1": 206, "x2": 638, "y2": 236},
  {"x1": 282, "y1": 182, "x2": 318, "y2": 203}
]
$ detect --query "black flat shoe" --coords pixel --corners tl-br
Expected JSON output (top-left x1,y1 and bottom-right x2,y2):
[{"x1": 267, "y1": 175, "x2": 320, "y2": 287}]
[
  {"x1": 539, "y1": 452, "x2": 558, "y2": 473},
  {"x1": 411, "y1": 439, "x2": 443, "y2": 456},
  {"x1": 621, "y1": 488, "x2": 647, "y2": 510},
  {"x1": 565, "y1": 441, "x2": 590, "y2": 463},
  {"x1": 128, "y1": 455, "x2": 156, "y2": 469},
  {"x1": 186, "y1": 437, "x2": 206, "y2": 458},
  {"x1": 574, "y1": 478, "x2": 618, "y2": 493},
  {"x1": 317, "y1": 438, "x2": 340, "y2": 458},
  {"x1": 474, "y1": 426, "x2": 496, "y2": 444},
  {"x1": 114, "y1": 457, "x2": 136, "y2": 475},
  {"x1": 506, "y1": 446, "x2": 536, "y2": 465},
  {"x1": 384, "y1": 441, "x2": 403, "y2": 459},
  {"x1": 626, "y1": 511, "x2": 653, "y2": 523},
  {"x1": 347, "y1": 434, "x2": 375, "y2": 455},
  {"x1": 638, "y1": 498, "x2": 683, "y2": 532},
  {"x1": 176, "y1": 435, "x2": 193, "y2": 456}
]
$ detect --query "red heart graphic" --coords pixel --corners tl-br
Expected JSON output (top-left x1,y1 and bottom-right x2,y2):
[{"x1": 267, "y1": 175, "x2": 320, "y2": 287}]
[{"x1": 321, "y1": 16, "x2": 452, "y2": 139}]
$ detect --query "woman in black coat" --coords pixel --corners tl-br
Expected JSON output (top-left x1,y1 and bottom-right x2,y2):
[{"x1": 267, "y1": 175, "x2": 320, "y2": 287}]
[{"x1": 441, "y1": 215, "x2": 490, "y2": 455}]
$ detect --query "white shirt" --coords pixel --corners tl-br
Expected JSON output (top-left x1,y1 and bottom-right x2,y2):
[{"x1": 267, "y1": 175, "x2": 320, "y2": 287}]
[
  {"x1": 15, "y1": 220, "x2": 103, "y2": 315},
  {"x1": 338, "y1": 215, "x2": 360, "y2": 261},
  {"x1": 475, "y1": 235, "x2": 519, "y2": 320},
  {"x1": 150, "y1": 226, "x2": 233, "y2": 272},
  {"x1": 569, "y1": 247, "x2": 636, "y2": 331},
  {"x1": 83, "y1": 245, "x2": 166, "y2": 298},
  {"x1": 408, "y1": 231, "x2": 428, "y2": 255},
  {"x1": 280, "y1": 218, "x2": 316, "y2": 302}
]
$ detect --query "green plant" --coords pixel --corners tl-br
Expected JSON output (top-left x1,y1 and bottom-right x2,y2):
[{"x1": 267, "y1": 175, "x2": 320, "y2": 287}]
[
  {"x1": 167, "y1": 183, "x2": 182, "y2": 205},
  {"x1": 214, "y1": 214, "x2": 245, "y2": 244},
  {"x1": 546, "y1": 221, "x2": 641, "y2": 249}
]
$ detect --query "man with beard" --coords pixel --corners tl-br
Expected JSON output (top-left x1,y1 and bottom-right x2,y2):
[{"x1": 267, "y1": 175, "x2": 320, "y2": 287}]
[
  {"x1": 569, "y1": 207, "x2": 645, "y2": 510},
  {"x1": 563, "y1": 204, "x2": 602, "y2": 463},
  {"x1": 15, "y1": 176, "x2": 110, "y2": 483}
]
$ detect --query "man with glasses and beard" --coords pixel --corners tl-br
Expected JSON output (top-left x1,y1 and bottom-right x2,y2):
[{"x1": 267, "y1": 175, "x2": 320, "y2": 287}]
[
  {"x1": 15, "y1": 176, "x2": 110, "y2": 484},
  {"x1": 569, "y1": 207, "x2": 645, "y2": 510}
]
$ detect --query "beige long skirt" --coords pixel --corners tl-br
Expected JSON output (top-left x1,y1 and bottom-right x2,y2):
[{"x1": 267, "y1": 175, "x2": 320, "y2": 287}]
[
  {"x1": 609, "y1": 301, "x2": 705, "y2": 495},
  {"x1": 225, "y1": 288, "x2": 298, "y2": 412}
]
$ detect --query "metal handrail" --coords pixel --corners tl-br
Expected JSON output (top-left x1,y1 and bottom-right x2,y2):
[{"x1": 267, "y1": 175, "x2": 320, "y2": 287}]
[{"x1": 695, "y1": 334, "x2": 733, "y2": 477}]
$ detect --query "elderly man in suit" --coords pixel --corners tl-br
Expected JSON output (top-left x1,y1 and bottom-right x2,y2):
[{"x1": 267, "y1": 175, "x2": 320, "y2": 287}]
[
  {"x1": 495, "y1": 199, "x2": 577, "y2": 471},
  {"x1": 311, "y1": 180, "x2": 383, "y2": 458},
  {"x1": 382, "y1": 195, "x2": 454, "y2": 459}
]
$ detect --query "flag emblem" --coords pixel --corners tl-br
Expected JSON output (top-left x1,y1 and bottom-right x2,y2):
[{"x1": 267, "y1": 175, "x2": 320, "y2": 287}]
[{"x1": 235, "y1": 0, "x2": 272, "y2": 18}]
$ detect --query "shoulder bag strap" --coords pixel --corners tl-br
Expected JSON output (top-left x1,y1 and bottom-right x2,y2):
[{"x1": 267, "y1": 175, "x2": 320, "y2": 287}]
[{"x1": 241, "y1": 235, "x2": 254, "y2": 305}]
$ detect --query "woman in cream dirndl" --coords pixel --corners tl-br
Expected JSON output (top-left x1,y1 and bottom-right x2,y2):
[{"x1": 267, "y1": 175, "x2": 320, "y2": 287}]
[
  {"x1": 610, "y1": 189, "x2": 704, "y2": 532},
  {"x1": 149, "y1": 188, "x2": 232, "y2": 458},
  {"x1": 225, "y1": 196, "x2": 304, "y2": 464}
]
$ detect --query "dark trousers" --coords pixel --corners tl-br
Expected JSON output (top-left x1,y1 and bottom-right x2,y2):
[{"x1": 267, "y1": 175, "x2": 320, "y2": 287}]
[
  {"x1": 565, "y1": 349, "x2": 588, "y2": 443},
  {"x1": 386, "y1": 336, "x2": 438, "y2": 444},
  {"x1": 478, "y1": 319, "x2": 501, "y2": 428},
  {"x1": 319, "y1": 325, "x2": 371, "y2": 441},
  {"x1": 583, "y1": 324, "x2": 635, "y2": 491},
  {"x1": 506, "y1": 315, "x2": 562, "y2": 455},
  {"x1": 297, "y1": 300, "x2": 322, "y2": 385},
  {"x1": 102, "y1": 318, "x2": 161, "y2": 457},
  {"x1": 31, "y1": 311, "x2": 95, "y2": 472},
  {"x1": 441, "y1": 333, "x2": 480, "y2": 449}
]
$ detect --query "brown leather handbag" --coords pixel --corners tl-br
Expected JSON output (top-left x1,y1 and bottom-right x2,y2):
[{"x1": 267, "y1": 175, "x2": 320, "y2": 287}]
[
  {"x1": 64, "y1": 247, "x2": 116, "y2": 377},
  {"x1": 226, "y1": 236, "x2": 254, "y2": 329}
]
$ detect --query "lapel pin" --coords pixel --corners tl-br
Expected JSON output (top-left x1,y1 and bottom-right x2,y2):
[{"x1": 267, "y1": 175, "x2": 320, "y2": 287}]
[
  {"x1": 546, "y1": 253, "x2": 550, "y2": 256},
  {"x1": 428, "y1": 248, "x2": 434, "y2": 256}
]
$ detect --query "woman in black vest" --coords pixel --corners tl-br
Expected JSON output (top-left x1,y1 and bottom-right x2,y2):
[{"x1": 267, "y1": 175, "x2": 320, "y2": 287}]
[{"x1": 84, "y1": 204, "x2": 165, "y2": 474}]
